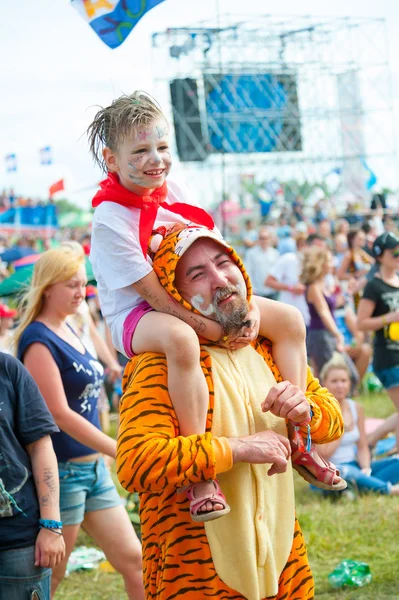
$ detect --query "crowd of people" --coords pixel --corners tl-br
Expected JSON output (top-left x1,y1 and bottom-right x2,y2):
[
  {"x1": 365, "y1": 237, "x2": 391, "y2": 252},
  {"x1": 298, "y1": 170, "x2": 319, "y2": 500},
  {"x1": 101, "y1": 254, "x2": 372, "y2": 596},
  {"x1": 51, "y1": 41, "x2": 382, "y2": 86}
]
[
  {"x1": 0, "y1": 189, "x2": 55, "y2": 210},
  {"x1": 0, "y1": 89, "x2": 398, "y2": 599}
]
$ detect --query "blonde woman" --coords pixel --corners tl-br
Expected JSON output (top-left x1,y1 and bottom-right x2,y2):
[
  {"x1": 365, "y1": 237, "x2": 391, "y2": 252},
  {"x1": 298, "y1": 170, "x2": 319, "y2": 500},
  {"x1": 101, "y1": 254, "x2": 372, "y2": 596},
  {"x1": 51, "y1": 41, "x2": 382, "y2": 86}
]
[
  {"x1": 317, "y1": 354, "x2": 399, "y2": 496},
  {"x1": 301, "y1": 247, "x2": 356, "y2": 380},
  {"x1": 62, "y1": 241, "x2": 122, "y2": 434},
  {"x1": 14, "y1": 248, "x2": 144, "y2": 600}
]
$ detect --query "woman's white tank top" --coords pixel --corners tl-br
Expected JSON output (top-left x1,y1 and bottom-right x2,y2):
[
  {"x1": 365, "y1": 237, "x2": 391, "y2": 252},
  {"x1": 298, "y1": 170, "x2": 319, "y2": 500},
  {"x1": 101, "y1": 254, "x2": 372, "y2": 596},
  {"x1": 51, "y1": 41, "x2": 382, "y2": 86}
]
[{"x1": 329, "y1": 399, "x2": 360, "y2": 465}]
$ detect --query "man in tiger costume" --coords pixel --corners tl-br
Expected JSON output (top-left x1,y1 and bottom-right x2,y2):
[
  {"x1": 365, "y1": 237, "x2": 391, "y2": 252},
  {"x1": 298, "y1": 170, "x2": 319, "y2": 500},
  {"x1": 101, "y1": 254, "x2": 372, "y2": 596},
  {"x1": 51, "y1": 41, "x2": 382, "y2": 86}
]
[{"x1": 116, "y1": 226, "x2": 343, "y2": 600}]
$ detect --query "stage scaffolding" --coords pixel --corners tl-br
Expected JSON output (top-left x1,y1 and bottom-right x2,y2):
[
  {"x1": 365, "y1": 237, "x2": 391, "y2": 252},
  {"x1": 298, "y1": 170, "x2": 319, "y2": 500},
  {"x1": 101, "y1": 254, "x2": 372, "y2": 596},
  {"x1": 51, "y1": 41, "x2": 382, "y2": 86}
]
[{"x1": 151, "y1": 14, "x2": 397, "y2": 223}]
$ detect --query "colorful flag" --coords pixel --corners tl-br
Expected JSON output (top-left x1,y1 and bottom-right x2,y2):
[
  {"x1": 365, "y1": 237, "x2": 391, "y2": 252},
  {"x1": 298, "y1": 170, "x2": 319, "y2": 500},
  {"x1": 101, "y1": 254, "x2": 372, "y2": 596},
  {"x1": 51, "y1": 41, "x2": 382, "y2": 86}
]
[
  {"x1": 40, "y1": 146, "x2": 53, "y2": 165},
  {"x1": 71, "y1": 0, "x2": 166, "y2": 49},
  {"x1": 49, "y1": 179, "x2": 64, "y2": 198},
  {"x1": 5, "y1": 153, "x2": 17, "y2": 172}
]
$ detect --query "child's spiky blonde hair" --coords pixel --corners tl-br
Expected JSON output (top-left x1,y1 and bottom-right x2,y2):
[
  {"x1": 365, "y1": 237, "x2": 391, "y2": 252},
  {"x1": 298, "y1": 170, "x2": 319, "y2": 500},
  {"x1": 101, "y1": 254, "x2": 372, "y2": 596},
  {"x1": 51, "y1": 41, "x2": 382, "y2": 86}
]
[{"x1": 86, "y1": 90, "x2": 166, "y2": 172}]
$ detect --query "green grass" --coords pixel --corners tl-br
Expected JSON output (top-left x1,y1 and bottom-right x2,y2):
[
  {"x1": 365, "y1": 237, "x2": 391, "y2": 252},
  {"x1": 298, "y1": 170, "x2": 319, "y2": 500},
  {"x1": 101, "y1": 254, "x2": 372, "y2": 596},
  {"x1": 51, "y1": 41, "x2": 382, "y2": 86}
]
[{"x1": 60, "y1": 392, "x2": 399, "y2": 599}]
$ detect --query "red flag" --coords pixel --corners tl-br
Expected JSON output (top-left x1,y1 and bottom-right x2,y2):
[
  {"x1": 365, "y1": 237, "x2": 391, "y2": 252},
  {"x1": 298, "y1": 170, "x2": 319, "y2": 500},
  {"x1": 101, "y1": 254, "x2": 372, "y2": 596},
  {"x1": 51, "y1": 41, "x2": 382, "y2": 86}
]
[{"x1": 49, "y1": 179, "x2": 64, "y2": 197}]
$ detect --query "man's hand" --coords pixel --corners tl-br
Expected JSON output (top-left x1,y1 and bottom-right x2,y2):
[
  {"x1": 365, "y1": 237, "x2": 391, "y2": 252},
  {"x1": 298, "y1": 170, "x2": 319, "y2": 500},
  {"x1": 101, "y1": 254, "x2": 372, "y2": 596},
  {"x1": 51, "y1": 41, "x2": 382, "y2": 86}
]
[
  {"x1": 228, "y1": 430, "x2": 291, "y2": 476},
  {"x1": 261, "y1": 381, "x2": 311, "y2": 424},
  {"x1": 35, "y1": 528, "x2": 65, "y2": 568}
]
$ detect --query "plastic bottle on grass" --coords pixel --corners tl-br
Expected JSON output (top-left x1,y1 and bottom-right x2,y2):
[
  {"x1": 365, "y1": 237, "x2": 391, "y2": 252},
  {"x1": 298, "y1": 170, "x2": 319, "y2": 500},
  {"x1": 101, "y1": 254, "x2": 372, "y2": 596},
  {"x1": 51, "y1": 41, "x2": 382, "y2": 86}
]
[
  {"x1": 328, "y1": 560, "x2": 372, "y2": 588},
  {"x1": 366, "y1": 372, "x2": 383, "y2": 392}
]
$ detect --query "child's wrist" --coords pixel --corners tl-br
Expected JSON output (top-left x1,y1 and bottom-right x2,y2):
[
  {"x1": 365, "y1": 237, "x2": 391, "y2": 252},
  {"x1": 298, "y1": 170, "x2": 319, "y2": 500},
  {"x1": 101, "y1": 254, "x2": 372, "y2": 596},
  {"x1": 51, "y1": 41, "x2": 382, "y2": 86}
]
[
  {"x1": 209, "y1": 324, "x2": 223, "y2": 343},
  {"x1": 39, "y1": 518, "x2": 63, "y2": 531}
]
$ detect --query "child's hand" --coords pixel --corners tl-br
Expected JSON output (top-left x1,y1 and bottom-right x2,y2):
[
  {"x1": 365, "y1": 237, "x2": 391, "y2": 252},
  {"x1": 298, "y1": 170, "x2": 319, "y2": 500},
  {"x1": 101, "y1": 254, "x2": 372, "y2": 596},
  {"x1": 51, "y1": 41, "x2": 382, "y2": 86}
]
[
  {"x1": 229, "y1": 302, "x2": 260, "y2": 350},
  {"x1": 217, "y1": 324, "x2": 254, "y2": 350},
  {"x1": 230, "y1": 319, "x2": 258, "y2": 350}
]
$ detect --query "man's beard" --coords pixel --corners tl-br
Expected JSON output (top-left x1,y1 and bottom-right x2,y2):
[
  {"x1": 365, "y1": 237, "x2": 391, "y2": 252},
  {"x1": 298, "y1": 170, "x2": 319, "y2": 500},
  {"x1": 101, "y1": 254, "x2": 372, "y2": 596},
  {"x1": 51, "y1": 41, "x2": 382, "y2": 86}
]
[{"x1": 213, "y1": 285, "x2": 250, "y2": 336}]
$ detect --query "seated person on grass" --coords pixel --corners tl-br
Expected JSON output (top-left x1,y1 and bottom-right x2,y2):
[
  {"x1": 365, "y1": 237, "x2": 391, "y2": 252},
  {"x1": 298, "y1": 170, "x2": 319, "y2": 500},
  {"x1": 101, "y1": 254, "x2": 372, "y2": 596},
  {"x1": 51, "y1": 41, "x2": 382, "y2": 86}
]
[{"x1": 316, "y1": 354, "x2": 399, "y2": 497}]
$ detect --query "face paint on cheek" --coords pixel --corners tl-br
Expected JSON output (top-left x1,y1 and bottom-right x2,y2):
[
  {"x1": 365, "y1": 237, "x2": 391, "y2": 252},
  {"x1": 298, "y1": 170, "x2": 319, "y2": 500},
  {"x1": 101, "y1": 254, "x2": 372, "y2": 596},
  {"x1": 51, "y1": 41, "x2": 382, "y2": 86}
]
[
  {"x1": 127, "y1": 156, "x2": 148, "y2": 178},
  {"x1": 127, "y1": 160, "x2": 146, "y2": 184},
  {"x1": 190, "y1": 294, "x2": 216, "y2": 316},
  {"x1": 128, "y1": 153, "x2": 146, "y2": 167}
]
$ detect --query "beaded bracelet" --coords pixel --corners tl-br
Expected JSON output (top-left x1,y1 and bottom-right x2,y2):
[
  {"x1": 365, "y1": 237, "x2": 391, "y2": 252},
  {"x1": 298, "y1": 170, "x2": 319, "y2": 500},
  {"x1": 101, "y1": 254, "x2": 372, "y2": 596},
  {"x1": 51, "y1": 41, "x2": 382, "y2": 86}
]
[
  {"x1": 41, "y1": 528, "x2": 63, "y2": 536},
  {"x1": 39, "y1": 519, "x2": 63, "y2": 530}
]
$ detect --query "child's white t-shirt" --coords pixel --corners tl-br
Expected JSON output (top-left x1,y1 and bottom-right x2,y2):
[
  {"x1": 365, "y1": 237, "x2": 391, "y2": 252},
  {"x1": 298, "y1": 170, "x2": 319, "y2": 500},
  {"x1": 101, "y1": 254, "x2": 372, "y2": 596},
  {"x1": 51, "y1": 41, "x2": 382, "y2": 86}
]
[{"x1": 90, "y1": 179, "x2": 205, "y2": 355}]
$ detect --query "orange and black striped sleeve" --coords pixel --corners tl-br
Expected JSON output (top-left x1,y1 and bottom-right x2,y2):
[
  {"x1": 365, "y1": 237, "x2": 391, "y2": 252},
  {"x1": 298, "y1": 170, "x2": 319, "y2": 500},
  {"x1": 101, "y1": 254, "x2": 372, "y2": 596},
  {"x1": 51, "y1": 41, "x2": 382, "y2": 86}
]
[
  {"x1": 116, "y1": 352, "x2": 231, "y2": 493},
  {"x1": 303, "y1": 366, "x2": 344, "y2": 444}
]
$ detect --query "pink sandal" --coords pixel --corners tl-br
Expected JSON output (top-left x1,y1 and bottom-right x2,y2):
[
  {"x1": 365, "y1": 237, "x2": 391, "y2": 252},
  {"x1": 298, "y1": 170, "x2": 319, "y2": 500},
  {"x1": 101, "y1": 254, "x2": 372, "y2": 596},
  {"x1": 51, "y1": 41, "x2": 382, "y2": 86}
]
[
  {"x1": 186, "y1": 480, "x2": 231, "y2": 522},
  {"x1": 291, "y1": 441, "x2": 347, "y2": 491},
  {"x1": 290, "y1": 423, "x2": 347, "y2": 491}
]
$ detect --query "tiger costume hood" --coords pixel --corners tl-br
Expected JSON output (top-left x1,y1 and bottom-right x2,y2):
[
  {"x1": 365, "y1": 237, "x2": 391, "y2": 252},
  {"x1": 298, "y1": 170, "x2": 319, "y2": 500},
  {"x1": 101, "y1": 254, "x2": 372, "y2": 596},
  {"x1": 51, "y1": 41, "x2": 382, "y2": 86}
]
[{"x1": 151, "y1": 225, "x2": 252, "y2": 314}]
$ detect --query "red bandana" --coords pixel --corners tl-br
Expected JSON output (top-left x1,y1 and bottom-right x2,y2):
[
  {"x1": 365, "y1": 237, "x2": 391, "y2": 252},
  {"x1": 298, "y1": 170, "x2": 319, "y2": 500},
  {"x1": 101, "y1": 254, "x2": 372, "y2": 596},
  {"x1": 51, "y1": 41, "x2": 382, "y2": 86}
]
[{"x1": 92, "y1": 173, "x2": 214, "y2": 257}]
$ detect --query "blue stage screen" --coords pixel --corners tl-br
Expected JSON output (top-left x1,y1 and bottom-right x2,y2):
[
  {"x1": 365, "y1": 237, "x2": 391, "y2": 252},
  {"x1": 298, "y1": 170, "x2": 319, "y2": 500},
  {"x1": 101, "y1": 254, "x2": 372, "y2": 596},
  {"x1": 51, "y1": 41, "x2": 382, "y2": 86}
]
[{"x1": 204, "y1": 73, "x2": 302, "y2": 154}]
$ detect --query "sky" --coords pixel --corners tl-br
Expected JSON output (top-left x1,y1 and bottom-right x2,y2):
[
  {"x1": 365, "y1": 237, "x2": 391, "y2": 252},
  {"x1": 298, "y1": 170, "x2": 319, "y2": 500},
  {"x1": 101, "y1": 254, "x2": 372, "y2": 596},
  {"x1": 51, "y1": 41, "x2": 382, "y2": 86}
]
[{"x1": 2, "y1": 0, "x2": 399, "y2": 209}]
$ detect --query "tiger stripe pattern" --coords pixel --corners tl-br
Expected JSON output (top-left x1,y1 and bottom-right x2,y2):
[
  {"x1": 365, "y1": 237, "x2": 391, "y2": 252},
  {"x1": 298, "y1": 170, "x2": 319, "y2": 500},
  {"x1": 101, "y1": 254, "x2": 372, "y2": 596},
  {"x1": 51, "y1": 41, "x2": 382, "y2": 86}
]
[{"x1": 117, "y1": 337, "x2": 342, "y2": 599}]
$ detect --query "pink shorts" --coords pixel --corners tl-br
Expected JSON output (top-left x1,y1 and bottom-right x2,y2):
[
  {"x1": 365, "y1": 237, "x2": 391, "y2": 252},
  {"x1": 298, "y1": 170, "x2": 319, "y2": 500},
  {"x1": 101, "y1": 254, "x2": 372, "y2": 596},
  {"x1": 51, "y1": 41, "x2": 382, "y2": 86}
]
[{"x1": 122, "y1": 301, "x2": 154, "y2": 358}]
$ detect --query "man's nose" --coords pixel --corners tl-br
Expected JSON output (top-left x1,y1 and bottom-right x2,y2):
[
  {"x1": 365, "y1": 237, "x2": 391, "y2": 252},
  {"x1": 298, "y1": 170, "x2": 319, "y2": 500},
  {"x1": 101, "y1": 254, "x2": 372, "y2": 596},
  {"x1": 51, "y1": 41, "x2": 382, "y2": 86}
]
[{"x1": 210, "y1": 266, "x2": 229, "y2": 289}]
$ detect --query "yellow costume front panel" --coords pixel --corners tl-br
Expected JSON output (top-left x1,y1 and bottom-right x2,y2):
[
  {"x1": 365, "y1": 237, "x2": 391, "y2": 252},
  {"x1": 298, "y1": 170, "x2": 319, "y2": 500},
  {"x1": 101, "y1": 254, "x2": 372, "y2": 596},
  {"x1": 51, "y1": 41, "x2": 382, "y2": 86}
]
[{"x1": 117, "y1": 338, "x2": 342, "y2": 599}]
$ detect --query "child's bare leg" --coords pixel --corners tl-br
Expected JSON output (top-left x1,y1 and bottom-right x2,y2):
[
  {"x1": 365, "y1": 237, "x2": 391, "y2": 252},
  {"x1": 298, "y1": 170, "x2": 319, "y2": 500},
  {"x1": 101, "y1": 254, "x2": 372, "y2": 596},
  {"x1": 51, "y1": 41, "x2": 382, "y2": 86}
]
[
  {"x1": 254, "y1": 297, "x2": 342, "y2": 486},
  {"x1": 132, "y1": 312, "x2": 209, "y2": 433},
  {"x1": 132, "y1": 312, "x2": 224, "y2": 514},
  {"x1": 254, "y1": 297, "x2": 307, "y2": 390}
]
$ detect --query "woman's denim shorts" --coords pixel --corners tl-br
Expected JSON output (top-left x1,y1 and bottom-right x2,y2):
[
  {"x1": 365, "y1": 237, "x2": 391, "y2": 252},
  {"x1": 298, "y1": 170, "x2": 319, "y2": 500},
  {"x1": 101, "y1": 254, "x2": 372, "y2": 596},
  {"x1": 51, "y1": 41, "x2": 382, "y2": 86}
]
[
  {"x1": 58, "y1": 457, "x2": 122, "y2": 526},
  {"x1": 374, "y1": 365, "x2": 399, "y2": 390}
]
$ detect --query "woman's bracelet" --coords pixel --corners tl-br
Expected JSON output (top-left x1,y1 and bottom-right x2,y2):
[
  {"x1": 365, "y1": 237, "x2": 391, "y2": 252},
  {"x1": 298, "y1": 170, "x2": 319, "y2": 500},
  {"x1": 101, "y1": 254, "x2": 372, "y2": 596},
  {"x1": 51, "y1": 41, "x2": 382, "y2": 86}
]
[
  {"x1": 39, "y1": 518, "x2": 63, "y2": 531},
  {"x1": 381, "y1": 314, "x2": 388, "y2": 326}
]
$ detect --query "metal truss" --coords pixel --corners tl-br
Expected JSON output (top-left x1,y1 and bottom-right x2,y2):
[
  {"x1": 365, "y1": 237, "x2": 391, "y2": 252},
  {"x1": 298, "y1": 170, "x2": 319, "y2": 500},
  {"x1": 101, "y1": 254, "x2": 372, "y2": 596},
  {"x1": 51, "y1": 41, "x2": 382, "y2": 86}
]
[{"x1": 151, "y1": 14, "x2": 397, "y2": 213}]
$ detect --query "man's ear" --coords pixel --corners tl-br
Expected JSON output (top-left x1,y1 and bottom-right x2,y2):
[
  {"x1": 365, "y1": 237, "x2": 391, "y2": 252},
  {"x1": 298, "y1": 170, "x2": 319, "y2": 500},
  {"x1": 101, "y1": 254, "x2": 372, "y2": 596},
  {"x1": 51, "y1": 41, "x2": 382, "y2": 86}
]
[{"x1": 103, "y1": 147, "x2": 118, "y2": 173}]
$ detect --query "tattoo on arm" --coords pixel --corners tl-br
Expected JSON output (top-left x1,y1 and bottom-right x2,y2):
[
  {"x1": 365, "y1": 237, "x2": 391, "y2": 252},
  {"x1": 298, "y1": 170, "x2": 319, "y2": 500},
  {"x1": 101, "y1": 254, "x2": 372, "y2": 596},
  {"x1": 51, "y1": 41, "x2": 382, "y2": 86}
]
[
  {"x1": 135, "y1": 279, "x2": 207, "y2": 334},
  {"x1": 39, "y1": 468, "x2": 57, "y2": 508}
]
